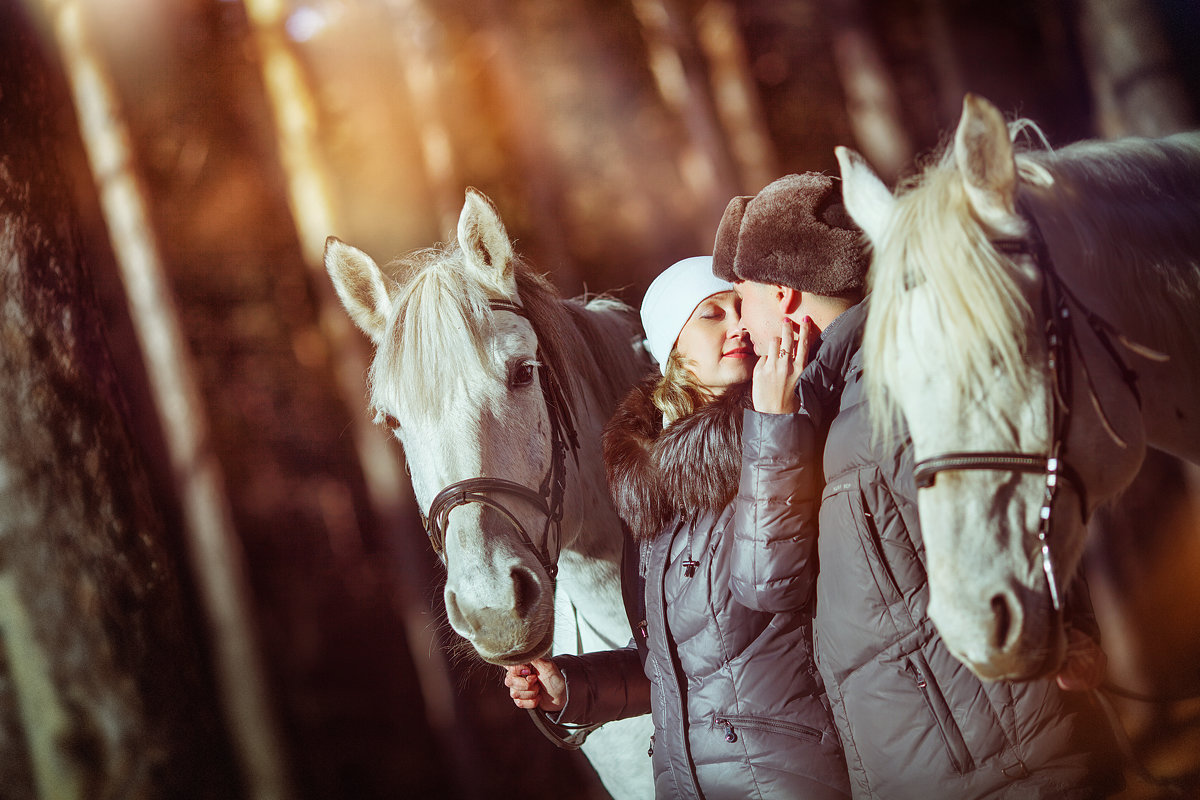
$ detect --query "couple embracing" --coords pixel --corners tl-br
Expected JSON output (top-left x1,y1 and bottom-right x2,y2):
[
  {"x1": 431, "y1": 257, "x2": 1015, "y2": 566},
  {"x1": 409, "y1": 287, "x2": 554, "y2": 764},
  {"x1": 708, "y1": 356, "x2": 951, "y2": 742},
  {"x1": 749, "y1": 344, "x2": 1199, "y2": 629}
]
[{"x1": 505, "y1": 173, "x2": 1118, "y2": 799}]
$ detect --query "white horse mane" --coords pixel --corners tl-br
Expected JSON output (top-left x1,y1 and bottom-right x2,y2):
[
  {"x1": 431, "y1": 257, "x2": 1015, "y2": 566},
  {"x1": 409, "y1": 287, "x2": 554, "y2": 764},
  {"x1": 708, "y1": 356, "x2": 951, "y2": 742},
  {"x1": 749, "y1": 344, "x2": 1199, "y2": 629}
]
[
  {"x1": 864, "y1": 122, "x2": 1200, "y2": 438},
  {"x1": 369, "y1": 241, "x2": 642, "y2": 425}
]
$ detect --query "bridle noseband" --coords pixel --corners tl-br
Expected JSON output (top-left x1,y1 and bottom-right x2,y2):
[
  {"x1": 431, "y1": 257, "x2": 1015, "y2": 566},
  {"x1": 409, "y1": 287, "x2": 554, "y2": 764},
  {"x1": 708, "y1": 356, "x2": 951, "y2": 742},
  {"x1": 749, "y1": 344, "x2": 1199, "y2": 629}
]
[
  {"x1": 419, "y1": 299, "x2": 579, "y2": 585},
  {"x1": 910, "y1": 215, "x2": 1145, "y2": 612}
]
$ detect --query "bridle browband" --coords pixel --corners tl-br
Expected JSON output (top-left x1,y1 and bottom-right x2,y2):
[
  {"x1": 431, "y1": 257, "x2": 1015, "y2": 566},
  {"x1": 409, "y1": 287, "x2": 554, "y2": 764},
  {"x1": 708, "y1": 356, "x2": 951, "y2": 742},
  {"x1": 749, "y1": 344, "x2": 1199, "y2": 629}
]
[
  {"x1": 910, "y1": 212, "x2": 1147, "y2": 612},
  {"x1": 420, "y1": 299, "x2": 579, "y2": 584}
]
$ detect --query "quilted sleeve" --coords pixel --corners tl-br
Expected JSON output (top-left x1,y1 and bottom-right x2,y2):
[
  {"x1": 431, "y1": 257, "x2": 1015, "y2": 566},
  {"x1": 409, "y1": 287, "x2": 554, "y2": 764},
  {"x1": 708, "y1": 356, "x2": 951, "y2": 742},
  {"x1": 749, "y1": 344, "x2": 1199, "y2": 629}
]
[
  {"x1": 728, "y1": 408, "x2": 822, "y2": 612},
  {"x1": 551, "y1": 645, "x2": 651, "y2": 725}
]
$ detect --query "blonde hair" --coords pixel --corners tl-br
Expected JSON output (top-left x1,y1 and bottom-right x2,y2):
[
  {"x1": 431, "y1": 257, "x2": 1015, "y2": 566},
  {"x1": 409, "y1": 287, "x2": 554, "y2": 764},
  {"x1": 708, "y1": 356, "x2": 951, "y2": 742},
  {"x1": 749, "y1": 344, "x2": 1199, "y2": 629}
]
[{"x1": 650, "y1": 350, "x2": 718, "y2": 426}]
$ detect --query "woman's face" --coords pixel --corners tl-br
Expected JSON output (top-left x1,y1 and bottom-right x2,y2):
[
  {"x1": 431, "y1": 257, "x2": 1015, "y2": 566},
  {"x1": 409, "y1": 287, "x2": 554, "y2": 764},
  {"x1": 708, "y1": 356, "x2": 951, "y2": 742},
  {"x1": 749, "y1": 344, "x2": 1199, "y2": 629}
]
[{"x1": 673, "y1": 290, "x2": 756, "y2": 391}]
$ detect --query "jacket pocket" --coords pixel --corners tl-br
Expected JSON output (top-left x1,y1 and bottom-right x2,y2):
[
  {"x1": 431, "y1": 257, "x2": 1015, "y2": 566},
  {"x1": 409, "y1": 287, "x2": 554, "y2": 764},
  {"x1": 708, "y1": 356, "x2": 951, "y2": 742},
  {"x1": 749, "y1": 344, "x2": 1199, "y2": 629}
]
[
  {"x1": 905, "y1": 654, "x2": 974, "y2": 774},
  {"x1": 858, "y1": 492, "x2": 903, "y2": 603},
  {"x1": 713, "y1": 714, "x2": 824, "y2": 745}
]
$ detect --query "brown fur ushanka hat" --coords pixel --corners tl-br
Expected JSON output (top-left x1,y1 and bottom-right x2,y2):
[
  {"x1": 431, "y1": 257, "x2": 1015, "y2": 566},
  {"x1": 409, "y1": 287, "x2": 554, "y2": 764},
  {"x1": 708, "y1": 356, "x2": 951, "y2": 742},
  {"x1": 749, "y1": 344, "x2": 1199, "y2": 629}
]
[{"x1": 712, "y1": 172, "x2": 869, "y2": 295}]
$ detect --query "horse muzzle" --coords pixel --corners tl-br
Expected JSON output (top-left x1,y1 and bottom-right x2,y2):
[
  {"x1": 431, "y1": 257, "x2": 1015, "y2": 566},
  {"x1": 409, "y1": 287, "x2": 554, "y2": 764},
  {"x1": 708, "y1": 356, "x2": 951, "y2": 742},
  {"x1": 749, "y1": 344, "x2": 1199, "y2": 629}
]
[
  {"x1": 931, "y1": 579, "x2": 1066, "y2": 682},
  {"x1": 444, "y1": 576, "x2": 556, "y2": 666}
]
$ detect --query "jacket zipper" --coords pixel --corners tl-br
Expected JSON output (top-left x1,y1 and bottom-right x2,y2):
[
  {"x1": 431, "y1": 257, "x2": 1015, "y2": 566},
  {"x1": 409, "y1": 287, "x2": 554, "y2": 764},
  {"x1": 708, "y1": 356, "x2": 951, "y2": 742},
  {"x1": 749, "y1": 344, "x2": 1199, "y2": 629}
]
[
  {"x1": 861, "y1": 505, "x2": 903, "y2": 599},
  {"x1": 714, "y1": 715, "x2": 823, "y2": 745},
  {"x1": 682, "y1": 517, "x2": 699, "y2": 577},
  {"x1": 648, "y1": 531, "x2": 704, "y2": 800},
  {"x1": 906, "y1": 660, "x2": 968, "y2": 774}
]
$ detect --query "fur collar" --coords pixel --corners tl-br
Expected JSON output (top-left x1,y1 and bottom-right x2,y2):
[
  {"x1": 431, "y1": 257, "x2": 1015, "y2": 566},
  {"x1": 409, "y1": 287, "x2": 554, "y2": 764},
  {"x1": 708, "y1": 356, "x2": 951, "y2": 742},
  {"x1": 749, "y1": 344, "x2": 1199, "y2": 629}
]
[{"x1": 602, "y1": 376, "x2": 748, "y2": 541}]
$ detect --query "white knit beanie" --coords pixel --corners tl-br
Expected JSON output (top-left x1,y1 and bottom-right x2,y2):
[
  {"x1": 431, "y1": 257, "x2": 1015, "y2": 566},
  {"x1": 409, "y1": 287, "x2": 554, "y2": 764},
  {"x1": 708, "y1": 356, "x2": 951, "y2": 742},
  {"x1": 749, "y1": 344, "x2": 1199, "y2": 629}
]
[{"x1": 640, "y1": 256, "x2": 733, "y2": 375}]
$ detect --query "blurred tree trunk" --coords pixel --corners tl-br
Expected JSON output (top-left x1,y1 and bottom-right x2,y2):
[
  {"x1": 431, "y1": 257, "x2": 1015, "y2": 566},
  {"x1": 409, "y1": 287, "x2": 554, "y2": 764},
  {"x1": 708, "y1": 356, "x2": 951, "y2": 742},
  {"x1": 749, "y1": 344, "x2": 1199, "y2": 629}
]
[
  {"x1": 693, "y1": 0, "x2": 779, "y2": 194},
  {"x1": 243, "y1": 2, "x2": 480, "y2": 796},
  {"x1": 1077, "y1": 0, "x2": 1196, "y2": 136},
  {"x1": 384, "y1": 0, "x2": 464, "y2": 234},
  {"x1": 30, "y1": 0, "x2": 295, "y2": 797},
  {"x1": 470, "y1": 0, "x2": 581, "y2": 293},
  {"x1": 631, "y1": 0, "x2": 741, "y2": 218},
  {"x1": 79, "y1": 0, "x2": 456, "y2": 795},
  {"x1": 825, "y1": 0, "x2": 914, "y2": 182},
  {"x1": 0, "y1": 3, "x2": 240, "y2": 798},
  {"x1": 918, "y1": 0, "x2": 968, "y2": 129}
]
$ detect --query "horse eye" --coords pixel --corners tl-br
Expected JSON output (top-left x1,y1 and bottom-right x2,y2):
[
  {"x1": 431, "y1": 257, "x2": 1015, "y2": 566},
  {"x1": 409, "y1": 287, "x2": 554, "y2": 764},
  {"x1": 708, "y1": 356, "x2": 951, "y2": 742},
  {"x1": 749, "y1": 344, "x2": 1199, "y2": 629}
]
[{"x1": 510, "y1": 362, "x2": 537, "y2": 388}]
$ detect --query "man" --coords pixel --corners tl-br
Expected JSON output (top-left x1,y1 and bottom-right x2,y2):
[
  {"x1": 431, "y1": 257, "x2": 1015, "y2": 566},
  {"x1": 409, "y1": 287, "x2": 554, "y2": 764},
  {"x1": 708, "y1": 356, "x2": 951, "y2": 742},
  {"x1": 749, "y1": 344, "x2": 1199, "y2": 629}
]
[{"x1": 714, "y1": 172, "x2": 1119, "y2": 799}]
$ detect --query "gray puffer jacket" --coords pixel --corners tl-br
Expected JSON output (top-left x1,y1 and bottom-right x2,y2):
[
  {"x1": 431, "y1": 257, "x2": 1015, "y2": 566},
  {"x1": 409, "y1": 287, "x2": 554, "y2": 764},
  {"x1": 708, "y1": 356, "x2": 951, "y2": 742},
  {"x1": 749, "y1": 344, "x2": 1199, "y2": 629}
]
[
  {"x1": 734, "y1": 300, "x2": 1119, "y2": 800},
  {"x1": 553, "y1": 378, "x2": 851, "y2": 800}
]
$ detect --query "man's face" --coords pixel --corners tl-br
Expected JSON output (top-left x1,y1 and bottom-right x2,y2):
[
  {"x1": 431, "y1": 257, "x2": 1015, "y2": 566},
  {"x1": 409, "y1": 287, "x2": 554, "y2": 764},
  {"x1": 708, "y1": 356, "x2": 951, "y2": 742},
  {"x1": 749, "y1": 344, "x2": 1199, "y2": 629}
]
[{"x1": 732, "y1": 280, "x2": 785, "y2": 353}]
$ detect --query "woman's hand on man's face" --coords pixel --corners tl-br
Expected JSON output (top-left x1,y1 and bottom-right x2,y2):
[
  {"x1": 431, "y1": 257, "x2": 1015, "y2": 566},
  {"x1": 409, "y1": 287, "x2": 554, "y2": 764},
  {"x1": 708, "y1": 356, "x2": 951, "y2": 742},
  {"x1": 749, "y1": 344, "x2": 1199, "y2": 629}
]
[{"x1": 752, "y1": 316, "x2": 816, "y2": 414}]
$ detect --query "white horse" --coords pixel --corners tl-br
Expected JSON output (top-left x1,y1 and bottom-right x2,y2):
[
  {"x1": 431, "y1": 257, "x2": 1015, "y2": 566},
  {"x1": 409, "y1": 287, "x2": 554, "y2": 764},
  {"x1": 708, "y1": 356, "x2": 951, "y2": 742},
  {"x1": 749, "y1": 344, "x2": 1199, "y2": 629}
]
[
  {"x1": 325, "y1": 189, "x2": 655, "y2": 799},
  {"x1": 839, "y1": 94, "x2": 1200, "y2": 682}
]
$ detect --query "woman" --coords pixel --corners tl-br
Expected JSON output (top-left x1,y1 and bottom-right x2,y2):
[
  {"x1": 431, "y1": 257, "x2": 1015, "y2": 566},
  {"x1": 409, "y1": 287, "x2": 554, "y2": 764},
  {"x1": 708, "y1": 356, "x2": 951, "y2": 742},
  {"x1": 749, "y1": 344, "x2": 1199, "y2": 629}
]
[{"x1": 504, "y1": 256, "x2": 851, "y2": 799}]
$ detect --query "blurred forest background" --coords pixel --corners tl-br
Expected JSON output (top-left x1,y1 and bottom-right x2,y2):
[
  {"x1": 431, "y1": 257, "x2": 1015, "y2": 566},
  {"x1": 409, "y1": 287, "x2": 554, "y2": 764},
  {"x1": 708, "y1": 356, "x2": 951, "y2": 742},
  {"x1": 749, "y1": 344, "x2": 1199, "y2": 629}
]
[{"x1": 2, "y1": 0, "x2": 1199, "y2": 798}]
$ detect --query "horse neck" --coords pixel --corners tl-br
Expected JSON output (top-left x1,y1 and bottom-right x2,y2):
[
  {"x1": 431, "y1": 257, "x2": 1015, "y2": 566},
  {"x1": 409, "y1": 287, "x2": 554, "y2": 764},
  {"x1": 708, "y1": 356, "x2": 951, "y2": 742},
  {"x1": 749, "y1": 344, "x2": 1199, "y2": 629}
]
[
  {"x1": 544, "y1": 300, "x2": 646, "y2": 651},
  {"x1": 1025, "y1": 138, "x2": 1200, "y2": 460},
  {"x1": 552, "y1": 410, "x2": 630, "y2": 653}
]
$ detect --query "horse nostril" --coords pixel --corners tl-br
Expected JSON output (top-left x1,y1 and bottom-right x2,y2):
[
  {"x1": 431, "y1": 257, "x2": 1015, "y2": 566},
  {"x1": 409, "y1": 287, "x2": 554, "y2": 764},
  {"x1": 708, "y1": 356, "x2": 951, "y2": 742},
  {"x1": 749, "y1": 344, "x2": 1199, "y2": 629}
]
[
  {"x1": 445, "y1": 589, "x2": 474, "y2": 635},
  {"x1": 990, "y1": 593, "x2": 1012, "y2": 650},
  {"x1": 511, "y1": 567, "x2": 540, "y2": 618}
]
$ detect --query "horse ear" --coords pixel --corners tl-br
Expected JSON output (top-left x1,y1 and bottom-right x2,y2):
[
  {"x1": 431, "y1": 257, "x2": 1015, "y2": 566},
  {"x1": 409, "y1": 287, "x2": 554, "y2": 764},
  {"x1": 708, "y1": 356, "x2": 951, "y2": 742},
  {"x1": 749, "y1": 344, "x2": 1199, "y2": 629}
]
[
  {"x1": 954, "y1": 94, "x2": 1021, "y2": 235},
  {"x1": 324, "y1": 236, "x2": 393, "y2": 344},
  {"x1": 836, "y1": 146, "x2": 894, "y2": 245},
  {"x1": 457, "y1": 188, "x2": 517, "y2": 296}
]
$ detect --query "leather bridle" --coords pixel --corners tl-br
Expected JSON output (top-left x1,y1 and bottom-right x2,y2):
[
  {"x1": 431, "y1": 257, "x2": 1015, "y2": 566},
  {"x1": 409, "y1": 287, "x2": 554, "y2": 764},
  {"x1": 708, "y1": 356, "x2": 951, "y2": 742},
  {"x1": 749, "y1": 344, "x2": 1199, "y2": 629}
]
[
  {"x1": 910, "y1": 213, "x2": 1145, "y2": 612},
  {"x1": 419, "y1": 300, "x2": 579, "y2": 585},
  {"x1": 413, "y1": 300, "x2": 602, "y2": 750}
]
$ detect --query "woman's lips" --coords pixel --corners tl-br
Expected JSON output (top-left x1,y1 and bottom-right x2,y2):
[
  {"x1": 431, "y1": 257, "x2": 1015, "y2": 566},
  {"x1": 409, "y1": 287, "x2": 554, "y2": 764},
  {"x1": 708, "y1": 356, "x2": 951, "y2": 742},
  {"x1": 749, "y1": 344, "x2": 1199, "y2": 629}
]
[{"x1": 722, "y1": 347, "x2": 755, "y2": 359}]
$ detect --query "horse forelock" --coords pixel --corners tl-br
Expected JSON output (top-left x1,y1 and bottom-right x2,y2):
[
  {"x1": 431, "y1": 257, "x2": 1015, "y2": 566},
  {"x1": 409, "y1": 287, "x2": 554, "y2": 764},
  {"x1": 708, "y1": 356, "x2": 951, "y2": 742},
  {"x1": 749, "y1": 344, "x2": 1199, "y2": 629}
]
[
  {"x1": 367, "y1": 243, "x2": 643, "y2": 431},
  {"x1": 864, "y1": 145, "x2": 1038, "y2": 440},
  {"x1": 369, "y1": 246, "x2": 498, "y2": 422}
]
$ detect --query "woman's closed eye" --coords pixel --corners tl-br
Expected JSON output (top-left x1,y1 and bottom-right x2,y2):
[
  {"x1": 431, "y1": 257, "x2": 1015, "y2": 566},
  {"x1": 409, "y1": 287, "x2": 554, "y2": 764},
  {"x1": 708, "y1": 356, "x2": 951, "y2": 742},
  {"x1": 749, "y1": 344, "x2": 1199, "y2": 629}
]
[{"x1": 698, "y1": 300, "x2": 726, "y2": 321}]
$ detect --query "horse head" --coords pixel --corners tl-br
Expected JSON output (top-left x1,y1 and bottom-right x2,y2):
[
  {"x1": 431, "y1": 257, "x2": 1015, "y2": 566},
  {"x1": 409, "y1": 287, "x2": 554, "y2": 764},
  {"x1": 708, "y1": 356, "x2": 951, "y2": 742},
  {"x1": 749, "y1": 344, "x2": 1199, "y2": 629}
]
[
  {"x1": 325, "y1": 189, "x2": 640, "y2": 666},
  {"x1": 839, "y1": 95, "x2": 1153, "y2": 681}
]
